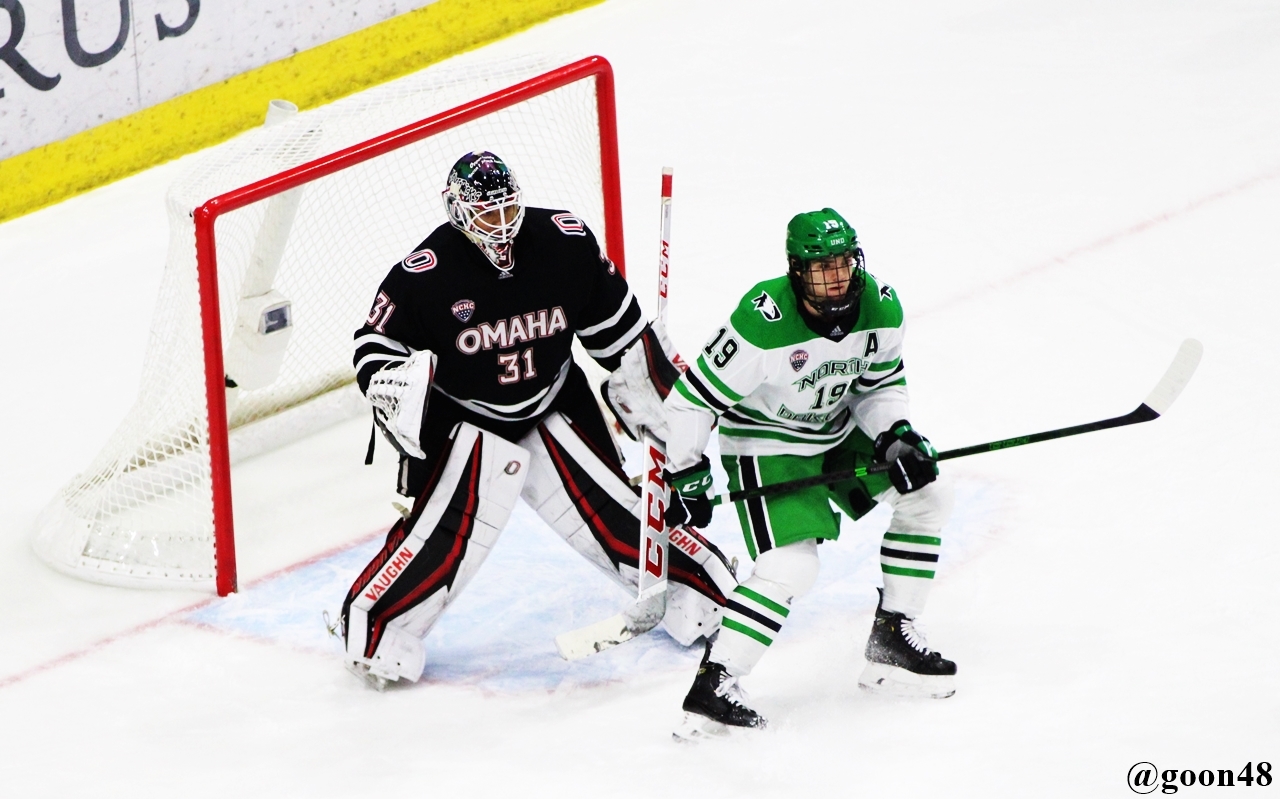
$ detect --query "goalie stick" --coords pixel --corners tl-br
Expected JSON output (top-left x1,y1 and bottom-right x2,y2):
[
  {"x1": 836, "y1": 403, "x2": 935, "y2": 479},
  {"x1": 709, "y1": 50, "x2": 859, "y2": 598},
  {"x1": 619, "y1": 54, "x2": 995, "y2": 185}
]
[
  {"x1": 555, "y1": 168, "x2": 676, "y2": 661},
  {"x1": 711, "y1": 338, "x2": 1203, "y2": 507}
]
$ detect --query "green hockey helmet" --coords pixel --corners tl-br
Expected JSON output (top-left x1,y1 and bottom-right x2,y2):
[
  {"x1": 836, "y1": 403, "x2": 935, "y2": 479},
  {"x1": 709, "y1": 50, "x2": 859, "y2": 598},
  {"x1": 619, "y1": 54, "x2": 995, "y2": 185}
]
[{"x1": 785, "y1": 208, "x2": 865, "y2": 320}]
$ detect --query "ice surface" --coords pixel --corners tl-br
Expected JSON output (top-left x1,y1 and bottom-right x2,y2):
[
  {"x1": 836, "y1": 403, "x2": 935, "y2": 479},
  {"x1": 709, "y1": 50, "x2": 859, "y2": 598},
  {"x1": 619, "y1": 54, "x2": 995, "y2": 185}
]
[{"x1": 1, "y1": 0, "x2": 1278, "y2": 796}]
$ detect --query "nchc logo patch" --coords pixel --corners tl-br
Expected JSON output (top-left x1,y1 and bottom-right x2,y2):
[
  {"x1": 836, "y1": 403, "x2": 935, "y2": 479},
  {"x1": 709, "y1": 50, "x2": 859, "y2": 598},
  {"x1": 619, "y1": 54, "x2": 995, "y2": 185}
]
[
  {"x1": 789, "y1": 349, "x2": 809, "y2": 372},
  {"x1": 451, "y1": 300, "x2": 476, "y2": 323}
]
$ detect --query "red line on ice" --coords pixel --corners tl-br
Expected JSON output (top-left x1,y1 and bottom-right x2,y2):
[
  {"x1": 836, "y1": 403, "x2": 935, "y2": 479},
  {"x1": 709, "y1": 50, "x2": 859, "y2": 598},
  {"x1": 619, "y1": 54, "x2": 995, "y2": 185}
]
[{"x1": 0, "y1": 526, "x2": 389, "y2": 691}]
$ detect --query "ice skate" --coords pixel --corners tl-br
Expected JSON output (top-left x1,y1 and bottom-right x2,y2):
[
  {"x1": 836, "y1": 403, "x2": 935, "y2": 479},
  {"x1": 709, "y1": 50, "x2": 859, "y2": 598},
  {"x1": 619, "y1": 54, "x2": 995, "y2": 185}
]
[
  {"x1": 673, "y1": 645, "x2": 767, "y2": 741},
  {"x1": 345, "y1": 660, "x2": 390, "y2": 692},
  {"x1": 858, "y1": 589, "x2": 957, "y2": 699}
]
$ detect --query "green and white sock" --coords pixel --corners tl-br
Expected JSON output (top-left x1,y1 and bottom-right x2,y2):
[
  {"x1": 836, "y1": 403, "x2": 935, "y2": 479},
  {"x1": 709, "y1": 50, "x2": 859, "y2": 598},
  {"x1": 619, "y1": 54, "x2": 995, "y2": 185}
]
[
  {"x1": 711, "y1": 578, "x2": 792, "y2": 677},
  {"x1": 879, "y1": 530, "x2": 941, "y2": 617}
]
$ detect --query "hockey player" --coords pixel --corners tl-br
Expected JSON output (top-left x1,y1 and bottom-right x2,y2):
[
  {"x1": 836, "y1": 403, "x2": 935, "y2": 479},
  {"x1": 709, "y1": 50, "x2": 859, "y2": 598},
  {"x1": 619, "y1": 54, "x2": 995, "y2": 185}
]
[
  {"x1": 663, "y1": 208, "x2": 956, "y2": 738},
  {"x1": 340, "y1": 151, "x2": 737, "y2": 688}
]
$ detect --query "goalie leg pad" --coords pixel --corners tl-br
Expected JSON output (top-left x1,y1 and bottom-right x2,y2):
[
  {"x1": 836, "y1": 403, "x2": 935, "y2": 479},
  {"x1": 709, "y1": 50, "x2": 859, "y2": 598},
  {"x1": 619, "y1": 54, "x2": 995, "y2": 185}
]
[
  {"x1": 519, "y1": 413, "x2": 736, "y2": 637},
  {"x1": 342, "y1": 422, "x2": 528, "y2": 681},
  {"x1": 661, "y1": 526, "x2": 739, "y2": 645}
]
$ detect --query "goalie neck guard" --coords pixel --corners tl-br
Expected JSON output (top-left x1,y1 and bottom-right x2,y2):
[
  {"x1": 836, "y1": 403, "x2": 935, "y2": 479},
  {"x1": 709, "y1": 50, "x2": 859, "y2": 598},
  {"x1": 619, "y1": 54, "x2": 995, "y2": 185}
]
[
  {"x1": 785, "y1": 207, "x2": 866, "y2": 322},
  {"x1": 442, "y1": 151, "x2": 526, "y2": 273}
]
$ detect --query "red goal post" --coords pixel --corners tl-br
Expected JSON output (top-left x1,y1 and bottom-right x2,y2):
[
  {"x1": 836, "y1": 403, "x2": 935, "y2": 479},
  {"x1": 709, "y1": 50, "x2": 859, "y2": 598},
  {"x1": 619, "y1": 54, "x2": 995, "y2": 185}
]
[
  {"x1": 198, "y1": 56, "x2": 624, "y2": 595},
  {"x1": 33, "y1": 55, "x2": 626, "y2": 597}
]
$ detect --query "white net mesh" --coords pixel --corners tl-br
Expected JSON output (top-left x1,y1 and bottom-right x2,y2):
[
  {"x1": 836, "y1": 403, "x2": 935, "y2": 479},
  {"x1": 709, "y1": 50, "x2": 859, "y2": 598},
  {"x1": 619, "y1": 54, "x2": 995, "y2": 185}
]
[{"x1": 33, "y1": 55, "x2": 611, "y2": 589}]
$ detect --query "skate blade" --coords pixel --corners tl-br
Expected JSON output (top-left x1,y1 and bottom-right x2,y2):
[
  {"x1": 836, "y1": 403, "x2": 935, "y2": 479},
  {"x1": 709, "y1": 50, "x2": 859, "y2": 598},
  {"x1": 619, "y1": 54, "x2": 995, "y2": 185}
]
[
  {"x1": 345, "y1": 660, "x2": 389, "y2": 692},
  {"x1": 671, "y1": 712, "x2": 732, "y2": 743},
  {"x1": 858, "y1": 662, "x2": 955, "y2": 699}
]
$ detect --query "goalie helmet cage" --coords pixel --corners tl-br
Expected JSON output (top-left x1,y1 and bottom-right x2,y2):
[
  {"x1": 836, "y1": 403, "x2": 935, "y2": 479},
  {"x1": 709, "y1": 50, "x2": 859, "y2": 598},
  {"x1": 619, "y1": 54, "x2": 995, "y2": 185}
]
[{"x1": 33, "y1": 55, "x2": 625, "y2": 597}]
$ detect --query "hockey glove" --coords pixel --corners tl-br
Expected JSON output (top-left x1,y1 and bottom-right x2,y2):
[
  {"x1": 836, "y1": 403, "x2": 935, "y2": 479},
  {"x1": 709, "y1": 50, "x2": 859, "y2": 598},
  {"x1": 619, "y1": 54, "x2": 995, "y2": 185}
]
[
  {"x1": 602, "y1": 321, "x2": 684, "y2": 442},
  {"x1": 366, "y1": 350, "x2": 437, "y2": 459},
  {"x1": 664, "y1": 455, "x2": 714, "y2": 528},
  {"x1": 873, "y1": 420, "x2": 939, "y2": 494}
]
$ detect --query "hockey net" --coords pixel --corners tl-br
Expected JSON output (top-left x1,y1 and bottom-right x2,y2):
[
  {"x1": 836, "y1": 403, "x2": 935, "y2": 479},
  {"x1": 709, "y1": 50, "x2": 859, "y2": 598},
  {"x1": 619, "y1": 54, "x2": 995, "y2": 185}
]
[{"x1": 33, "y1": 55, "x2": 624, "y2": 595}]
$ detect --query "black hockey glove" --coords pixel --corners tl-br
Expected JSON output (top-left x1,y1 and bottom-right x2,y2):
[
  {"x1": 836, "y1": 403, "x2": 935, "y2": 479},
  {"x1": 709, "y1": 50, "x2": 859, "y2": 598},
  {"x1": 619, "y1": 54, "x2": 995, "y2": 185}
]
[
  {"x1": 664, "y1": 456, "x2": 714, "y2": 528},
  {"x1": 873, "y1": 420, "x2": 939, "y2": 494}
]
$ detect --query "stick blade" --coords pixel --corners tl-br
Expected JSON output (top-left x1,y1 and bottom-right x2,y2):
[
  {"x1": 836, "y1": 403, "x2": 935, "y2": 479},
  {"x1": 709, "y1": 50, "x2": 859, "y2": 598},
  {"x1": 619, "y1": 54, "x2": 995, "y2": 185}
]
[
  {"x1": 1143, "y1": 338, "x2": 1203, "y2": 416},
  {"x1": 555, "y1": 614, "x2": 635, "y2": 660},
  {"x1": 553, "y1": 594, "x2": 666, "y2": 661}
]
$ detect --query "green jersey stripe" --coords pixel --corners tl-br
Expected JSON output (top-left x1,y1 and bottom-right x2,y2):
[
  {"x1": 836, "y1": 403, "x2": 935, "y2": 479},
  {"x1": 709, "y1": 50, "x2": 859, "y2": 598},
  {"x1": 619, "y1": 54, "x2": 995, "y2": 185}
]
[
  {"x1": 724, "y1": 404, "x2": 849, "y2": 435},
  {"x1": 735, "y1": 585, "x2": 791, "y2": 617},
  {"x1": 720, "y1": 425, "x2": 850, "y2": 445},
  {"x1": 683, "y1": 369, "x2": 731, "y2": 412},
  {"x1": 867, "y1": 357, "x2": 902, "y2": 373},
  {"x1": 673, "y1": 377, "x2": 711, "y2": 410},
  {"x1": 695, "y1": 354, "x2": 746, "y2": 402},
  {"x1": 722, "y1": 617, "x2": 774, "y2": 646},
  {"x1": 858, "y1": 361, "x2": 905, "y2": 388},
  {"x1": 884, "y1": 532, "x2": 943, "y2": 546}
]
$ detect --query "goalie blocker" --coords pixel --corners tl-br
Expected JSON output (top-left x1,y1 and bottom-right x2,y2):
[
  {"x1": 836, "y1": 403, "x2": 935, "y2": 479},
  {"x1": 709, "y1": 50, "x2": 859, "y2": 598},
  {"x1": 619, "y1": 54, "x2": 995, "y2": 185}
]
[{"x1": 341, "y1": 366, "x2": 737, "y2": 685}]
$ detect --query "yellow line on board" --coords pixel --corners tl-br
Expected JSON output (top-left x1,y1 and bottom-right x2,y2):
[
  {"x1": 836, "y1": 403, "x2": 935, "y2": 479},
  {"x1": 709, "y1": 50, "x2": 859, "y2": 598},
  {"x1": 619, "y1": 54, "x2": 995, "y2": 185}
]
[{"x1": 0, "y1": 0, "x2": 604, "y2": 225}]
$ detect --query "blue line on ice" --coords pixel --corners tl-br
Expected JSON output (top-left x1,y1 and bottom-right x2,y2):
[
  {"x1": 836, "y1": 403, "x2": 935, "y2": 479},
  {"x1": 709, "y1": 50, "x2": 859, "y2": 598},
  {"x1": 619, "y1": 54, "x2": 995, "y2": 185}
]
[{"x1": 186, "y1": 476, "x2": 1003, "y2": 693}]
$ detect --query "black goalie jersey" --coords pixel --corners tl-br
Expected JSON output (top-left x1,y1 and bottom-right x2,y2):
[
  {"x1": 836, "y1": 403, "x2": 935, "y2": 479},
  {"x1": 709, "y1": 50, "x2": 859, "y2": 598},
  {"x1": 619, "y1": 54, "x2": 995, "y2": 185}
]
[{"x1": 353, "y1": 207, "x2": 643, "y2": 444}]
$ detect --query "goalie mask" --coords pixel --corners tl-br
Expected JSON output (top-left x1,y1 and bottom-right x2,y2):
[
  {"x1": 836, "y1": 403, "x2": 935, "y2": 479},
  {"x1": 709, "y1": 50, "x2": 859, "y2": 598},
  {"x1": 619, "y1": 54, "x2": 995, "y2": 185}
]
[
  {"x1": 442, "y1": 151, "x2": 526, "y2": 272},
  {"x1": 785, "y1": 208, "x2": 866, "y2": 321}
]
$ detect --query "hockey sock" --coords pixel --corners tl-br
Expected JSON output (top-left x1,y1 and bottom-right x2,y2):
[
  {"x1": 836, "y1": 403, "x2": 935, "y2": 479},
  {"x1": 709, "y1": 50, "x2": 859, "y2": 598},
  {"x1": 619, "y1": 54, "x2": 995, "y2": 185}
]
[
  {"x1": 711, "y1": 578, "x2": 792, "y2": 677},
  {"x1": 878, "y1": 530, "x2": 940, "y2": 617}
]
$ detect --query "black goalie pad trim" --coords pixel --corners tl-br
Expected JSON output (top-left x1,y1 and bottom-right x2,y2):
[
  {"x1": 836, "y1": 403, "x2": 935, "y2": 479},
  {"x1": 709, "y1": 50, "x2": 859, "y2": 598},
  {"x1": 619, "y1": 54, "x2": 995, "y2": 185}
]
[{"x1": 343, "y1": 436, "x2": 484, "y2": 659}]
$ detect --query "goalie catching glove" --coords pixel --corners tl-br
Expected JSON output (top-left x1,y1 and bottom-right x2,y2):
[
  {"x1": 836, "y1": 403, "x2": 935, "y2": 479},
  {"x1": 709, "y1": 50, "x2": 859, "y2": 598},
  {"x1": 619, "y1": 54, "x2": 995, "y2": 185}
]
[
  {"x1": 873, "y1": 420, "x2": 939, "y2": 494},
  {"x1": 602, "y1": 321, "x2": 683, "y2": 442},
  {"x1": 366, "y1": 350, "x2": 437, "y2": 459},
  {"x1": 665, "y1": 455, "x2": 715, "y2": 528}
]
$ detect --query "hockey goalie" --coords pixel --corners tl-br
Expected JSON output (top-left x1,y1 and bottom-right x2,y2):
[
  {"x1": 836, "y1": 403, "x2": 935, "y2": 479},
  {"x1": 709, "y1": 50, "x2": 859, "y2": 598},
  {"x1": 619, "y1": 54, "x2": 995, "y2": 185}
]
[{"x1": 338, "y1": 151, "x2": 738, "y2": 688}]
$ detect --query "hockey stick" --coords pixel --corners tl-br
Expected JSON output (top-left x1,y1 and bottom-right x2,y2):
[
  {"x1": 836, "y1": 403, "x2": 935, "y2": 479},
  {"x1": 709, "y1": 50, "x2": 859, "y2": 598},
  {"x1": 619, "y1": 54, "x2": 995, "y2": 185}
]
[
  {"x1": 711, "y1": 338, "x2": 1203, "y2": 507},
  {"x1": 555, "y1": 169, "x2": 676, "y2": 661}
]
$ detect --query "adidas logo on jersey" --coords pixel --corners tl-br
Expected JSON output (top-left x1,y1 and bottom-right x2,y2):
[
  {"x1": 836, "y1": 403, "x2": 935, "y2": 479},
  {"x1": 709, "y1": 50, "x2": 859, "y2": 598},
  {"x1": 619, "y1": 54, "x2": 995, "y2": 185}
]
[{"x1": 455, "y1": 306, "x2": 568, "y2": 354}]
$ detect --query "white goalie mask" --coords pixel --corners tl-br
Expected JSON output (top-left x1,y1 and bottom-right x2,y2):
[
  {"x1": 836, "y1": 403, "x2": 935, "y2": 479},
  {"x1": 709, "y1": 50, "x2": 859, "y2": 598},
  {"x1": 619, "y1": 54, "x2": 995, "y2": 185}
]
[{"x1": 442, "y1": 151, "x2": 526, "y2": 273}]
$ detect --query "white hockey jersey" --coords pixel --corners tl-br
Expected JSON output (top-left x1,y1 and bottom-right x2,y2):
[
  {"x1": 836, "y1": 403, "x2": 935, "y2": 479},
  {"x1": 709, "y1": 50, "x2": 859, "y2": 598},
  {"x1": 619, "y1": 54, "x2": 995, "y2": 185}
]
[{"x1": 665, "y1": 273, "x2": 911, "y2": 471}]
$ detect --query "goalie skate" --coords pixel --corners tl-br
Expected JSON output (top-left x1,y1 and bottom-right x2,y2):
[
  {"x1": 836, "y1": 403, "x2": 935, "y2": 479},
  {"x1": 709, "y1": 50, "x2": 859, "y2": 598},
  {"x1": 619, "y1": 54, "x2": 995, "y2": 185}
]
[
  {"x1": 857, "y1": 589, "x2": 957, "y2": 699},
  {"x1": 345, "y1": 661, "x2": 390, "y2": 692}
]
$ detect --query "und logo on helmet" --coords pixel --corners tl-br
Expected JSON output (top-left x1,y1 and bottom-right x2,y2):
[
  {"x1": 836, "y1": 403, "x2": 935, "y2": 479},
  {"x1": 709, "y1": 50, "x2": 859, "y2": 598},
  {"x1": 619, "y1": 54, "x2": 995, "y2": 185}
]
[
  {"x1": 790, "y1": 350, "x2": 809, "y2": 372},
  {"x1": 751, "y1": 291, "x2": 782, "y2": 322},
  {"x1": 401, "y1": 248, "x2": 437, "y2": 273},
  {"x1": 551, "y1": 213, "x2": 586, "y2": 236},
  {"x1": 451, "y1": 300, "x2": 476, "y2": 323}
]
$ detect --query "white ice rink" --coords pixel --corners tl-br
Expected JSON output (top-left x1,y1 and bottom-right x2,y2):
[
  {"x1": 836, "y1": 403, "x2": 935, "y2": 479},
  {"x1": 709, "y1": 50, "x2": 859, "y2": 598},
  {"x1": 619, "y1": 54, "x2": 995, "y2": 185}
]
[{"x1": 2, "y1": 1, "x2": 1278, "y2": 796}]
